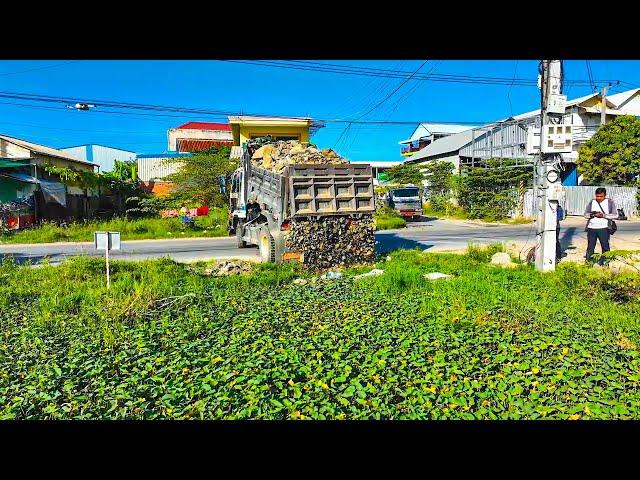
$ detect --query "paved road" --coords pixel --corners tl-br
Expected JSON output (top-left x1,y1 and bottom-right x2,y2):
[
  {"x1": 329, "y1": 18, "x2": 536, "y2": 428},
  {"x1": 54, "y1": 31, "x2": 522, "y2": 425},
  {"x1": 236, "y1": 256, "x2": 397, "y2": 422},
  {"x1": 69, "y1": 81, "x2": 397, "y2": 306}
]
[{"x1": 2, "y1": 216, "x2": 639, "y2": 265}]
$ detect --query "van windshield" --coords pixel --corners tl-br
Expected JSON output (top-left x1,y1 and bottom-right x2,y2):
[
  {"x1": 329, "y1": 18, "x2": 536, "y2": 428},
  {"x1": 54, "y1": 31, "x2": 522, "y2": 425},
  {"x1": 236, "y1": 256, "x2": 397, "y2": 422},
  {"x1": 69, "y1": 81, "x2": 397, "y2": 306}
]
[{"x1": 392, "y1": 188, "x2": 419, "y2": 198}]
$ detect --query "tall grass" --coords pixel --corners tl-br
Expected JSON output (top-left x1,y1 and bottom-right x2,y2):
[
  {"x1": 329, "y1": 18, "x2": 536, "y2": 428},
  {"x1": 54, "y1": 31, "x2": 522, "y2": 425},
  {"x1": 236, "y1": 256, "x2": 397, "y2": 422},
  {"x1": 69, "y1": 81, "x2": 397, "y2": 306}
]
[
  {"x1": 374, "y1": 208, "x2": 407, "y2": 230},
  {"x1": 0, "y1": 208, "x2": 229, "y2": 244}
]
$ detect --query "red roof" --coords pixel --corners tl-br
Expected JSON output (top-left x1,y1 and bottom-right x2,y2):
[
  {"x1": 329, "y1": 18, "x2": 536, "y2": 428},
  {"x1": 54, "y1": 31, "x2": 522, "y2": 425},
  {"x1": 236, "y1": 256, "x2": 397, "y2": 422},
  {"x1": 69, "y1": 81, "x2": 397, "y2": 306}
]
[
  {"x1": 176, "y1": 122, "x2": 231, "y2": 131},
  {"x1": 177, "y1": 138, "x2": 233, "y2": 152}
]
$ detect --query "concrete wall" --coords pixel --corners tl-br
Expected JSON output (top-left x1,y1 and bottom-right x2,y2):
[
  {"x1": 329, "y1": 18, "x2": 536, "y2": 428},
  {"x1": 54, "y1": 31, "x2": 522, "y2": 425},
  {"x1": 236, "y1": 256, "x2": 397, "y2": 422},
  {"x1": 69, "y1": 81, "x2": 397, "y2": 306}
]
[{"x1": 0, "y1": 139, "x2": 30, "y2": 158}]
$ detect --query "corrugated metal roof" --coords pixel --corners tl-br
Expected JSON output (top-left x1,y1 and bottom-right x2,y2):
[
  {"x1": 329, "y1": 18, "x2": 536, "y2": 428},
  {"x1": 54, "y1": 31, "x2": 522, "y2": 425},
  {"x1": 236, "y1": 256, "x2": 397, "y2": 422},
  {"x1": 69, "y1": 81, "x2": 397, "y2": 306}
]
[
  {"x1": 505, "y1": 91, "x2": 620, "y2": 122},
  {"x1": 60, "y1": 143, "x2": 137, "y2": 154},
  {"x1": 399, "y1": 123, "x2": 477, "y2": 144},
  {"x1": 405, "y1": 129, "x2": 474, "y2": 162},
  {"x1": 607, "y1": 88, "x2": 640, "y2": 106},
  {"x1": 0, "y1": 135, "x2": 98, "y2": 167},
  {"x1": 136, "y1": 152, "x2": 192, "y2": 159},
  {"x1": 176, "y1": 122, "x2": 231, "y2": 131}
]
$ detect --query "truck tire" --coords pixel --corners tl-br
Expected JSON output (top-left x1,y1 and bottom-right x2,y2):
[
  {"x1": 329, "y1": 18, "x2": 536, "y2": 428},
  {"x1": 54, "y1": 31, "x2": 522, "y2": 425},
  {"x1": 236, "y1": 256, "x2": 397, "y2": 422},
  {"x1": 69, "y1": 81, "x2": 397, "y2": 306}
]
[
  {"x1": 236, "y1": 222, "x2": 247, "y2": 248},
  {"x1": 259, "y1": 228, "x2": 277, "y2": 263}
]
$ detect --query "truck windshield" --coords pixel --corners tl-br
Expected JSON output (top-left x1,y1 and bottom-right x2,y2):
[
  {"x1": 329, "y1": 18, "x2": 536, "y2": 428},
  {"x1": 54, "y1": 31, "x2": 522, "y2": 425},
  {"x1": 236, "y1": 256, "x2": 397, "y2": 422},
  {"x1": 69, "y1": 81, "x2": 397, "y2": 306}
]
[{"x1": 392, "y1": 188, "x2": 419, "y2": 198}]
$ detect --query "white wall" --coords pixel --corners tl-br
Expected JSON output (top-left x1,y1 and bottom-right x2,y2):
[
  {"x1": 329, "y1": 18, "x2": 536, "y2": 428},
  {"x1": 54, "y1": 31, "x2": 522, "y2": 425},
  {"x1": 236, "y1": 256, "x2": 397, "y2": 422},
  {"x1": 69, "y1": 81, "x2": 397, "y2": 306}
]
[{"x1": 0, "y1": 139, "x2": 30, "y2": 158}]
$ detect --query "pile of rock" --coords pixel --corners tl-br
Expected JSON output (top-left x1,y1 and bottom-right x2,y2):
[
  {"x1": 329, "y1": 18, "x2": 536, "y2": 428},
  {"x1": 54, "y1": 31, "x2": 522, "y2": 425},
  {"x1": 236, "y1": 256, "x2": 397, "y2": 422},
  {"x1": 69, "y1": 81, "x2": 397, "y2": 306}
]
[
  {"x1": 285, "y1": 216, "x2": 375, "y2": 270},
  {"x1": 203, "y1": 260, "x2": 253, "y2": 276},
  {"x1": 251, "y1": 141, "x2": 347, "y2": 173}
]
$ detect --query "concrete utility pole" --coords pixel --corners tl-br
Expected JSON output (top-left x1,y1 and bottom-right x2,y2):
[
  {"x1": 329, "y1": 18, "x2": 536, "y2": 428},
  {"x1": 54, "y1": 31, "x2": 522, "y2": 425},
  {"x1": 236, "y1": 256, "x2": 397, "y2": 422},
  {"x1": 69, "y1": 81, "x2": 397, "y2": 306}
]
[
  {"x1": 601, "y1": 84, "x2": 608, "y2": 126},
  {"x1": 535, "y1": 60, "x2": 564, "y2": 272}
]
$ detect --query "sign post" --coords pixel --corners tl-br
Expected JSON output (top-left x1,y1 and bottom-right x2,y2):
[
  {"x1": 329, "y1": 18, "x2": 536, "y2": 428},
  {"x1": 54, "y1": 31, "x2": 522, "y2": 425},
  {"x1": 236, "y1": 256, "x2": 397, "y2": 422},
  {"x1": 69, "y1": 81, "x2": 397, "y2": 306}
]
[{"x1": 94, "y1": 231, "x2": 121, "y2": 289}]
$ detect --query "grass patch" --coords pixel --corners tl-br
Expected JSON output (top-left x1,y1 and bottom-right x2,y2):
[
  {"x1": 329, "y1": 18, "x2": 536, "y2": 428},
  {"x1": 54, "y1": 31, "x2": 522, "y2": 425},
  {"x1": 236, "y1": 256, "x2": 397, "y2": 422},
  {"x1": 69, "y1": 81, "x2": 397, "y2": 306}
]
[
  {"x1": 374, "y1": 208, "x2": 407, "y2": 230},
  {"x1": 0, "y1": 208, "x2": 229, "y2": 244},
  {"x1": 2, "y1": 248, "x2": 640, "y2": 419}
]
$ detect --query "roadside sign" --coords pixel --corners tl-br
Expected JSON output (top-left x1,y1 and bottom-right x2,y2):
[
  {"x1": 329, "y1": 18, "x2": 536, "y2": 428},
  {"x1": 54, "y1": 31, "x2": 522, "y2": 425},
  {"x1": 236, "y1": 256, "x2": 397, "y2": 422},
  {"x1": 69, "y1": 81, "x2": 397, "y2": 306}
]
[
  {"x1": 95, "y1": 231, "x2": 121, "y2": 251},
  {"x1": 94, "y1": 231, "x2": 120, "y2": 289}
]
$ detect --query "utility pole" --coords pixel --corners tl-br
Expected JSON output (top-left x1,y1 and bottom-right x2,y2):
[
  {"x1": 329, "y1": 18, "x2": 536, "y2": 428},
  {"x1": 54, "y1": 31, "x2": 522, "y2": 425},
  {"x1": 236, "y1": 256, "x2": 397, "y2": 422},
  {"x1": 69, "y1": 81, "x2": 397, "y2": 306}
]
[
  {"x1": 535, "y1": 60, "x2": 564, "y2": 272},
  {"x1": 601, "y1": 84, "x2": 608, "y2": 126}
]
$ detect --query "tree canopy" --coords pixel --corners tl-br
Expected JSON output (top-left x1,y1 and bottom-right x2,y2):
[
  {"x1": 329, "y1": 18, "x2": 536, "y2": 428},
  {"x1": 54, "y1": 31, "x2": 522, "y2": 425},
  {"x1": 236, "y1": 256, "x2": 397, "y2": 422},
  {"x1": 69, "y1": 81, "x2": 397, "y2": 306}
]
[
  {"x1": 578, "y1": 115, "x2": 640, "y2": 186},
  {"x1": 164, "y1": 146, "x2": 238, "y2": 207},
  {"x1": 385, "y1": 162, "x2": 426, "y2": 187}
]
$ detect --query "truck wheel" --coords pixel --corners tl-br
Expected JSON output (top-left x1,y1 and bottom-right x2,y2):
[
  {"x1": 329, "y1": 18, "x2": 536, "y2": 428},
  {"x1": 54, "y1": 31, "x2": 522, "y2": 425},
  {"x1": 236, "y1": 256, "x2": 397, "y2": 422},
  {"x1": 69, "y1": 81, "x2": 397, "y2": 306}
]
[
  {"x1": 259, "y1": 229, "x2": 277, "y2": 263},
  {"x1": 236, "y1": 222, "x2": 247, "y2": 248}
]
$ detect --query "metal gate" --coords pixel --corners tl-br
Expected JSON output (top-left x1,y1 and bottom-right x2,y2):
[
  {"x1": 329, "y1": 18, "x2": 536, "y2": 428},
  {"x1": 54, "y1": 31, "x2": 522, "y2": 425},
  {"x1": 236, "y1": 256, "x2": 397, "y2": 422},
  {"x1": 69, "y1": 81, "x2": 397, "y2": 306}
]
[{"x1": 521, "y1": 186, "x2": 638, "y2": 218}]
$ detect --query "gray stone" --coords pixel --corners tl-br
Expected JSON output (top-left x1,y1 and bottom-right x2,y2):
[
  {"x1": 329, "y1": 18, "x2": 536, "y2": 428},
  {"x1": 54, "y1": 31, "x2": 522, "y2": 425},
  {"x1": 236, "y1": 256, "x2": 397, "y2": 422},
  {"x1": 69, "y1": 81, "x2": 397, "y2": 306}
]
[
  {"x1": 490, "y1": 252, "x2": 516, "y2": 267},
  {"x1": 423, "y1": 272, "x2": 453, "y2": 280},
  {"x1": 354, "y1": 269, "x2": 384, "y2": 280}
]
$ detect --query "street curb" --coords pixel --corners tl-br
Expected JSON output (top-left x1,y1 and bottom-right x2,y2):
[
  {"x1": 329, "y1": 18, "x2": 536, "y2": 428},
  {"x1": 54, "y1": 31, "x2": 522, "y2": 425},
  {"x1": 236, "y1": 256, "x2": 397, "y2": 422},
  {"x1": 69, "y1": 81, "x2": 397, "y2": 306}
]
[{"x1": 0, "y1": 235, "x2": 233, "y2": 249}]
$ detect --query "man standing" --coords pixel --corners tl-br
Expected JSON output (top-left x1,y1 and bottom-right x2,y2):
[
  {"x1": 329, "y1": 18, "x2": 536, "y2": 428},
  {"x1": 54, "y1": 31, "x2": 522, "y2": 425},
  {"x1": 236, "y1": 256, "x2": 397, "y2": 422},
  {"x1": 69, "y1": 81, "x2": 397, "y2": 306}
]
[
  {"x1": 556, "y1": 202, "x2": 565, "y2": 261},
  {"x1": 584, "y1": 187, "x2": 618, "y2": 265}
]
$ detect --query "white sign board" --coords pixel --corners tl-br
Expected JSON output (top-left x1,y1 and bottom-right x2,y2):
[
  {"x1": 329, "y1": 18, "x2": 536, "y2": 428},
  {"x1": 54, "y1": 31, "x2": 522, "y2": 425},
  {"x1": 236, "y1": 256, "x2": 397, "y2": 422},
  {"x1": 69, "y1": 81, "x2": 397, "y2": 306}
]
[
  {"x1": 94, "y1": 231, "x2": 121, "y2": 251},
  {"x1": 547, "y1": 183, "x2": 564, "y2": 201}
]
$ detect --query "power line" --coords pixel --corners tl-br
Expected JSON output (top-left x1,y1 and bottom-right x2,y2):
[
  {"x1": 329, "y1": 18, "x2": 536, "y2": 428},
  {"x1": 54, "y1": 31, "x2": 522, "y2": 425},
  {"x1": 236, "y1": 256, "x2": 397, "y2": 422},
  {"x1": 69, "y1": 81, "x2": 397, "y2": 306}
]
[
  {"x1": 586, "y1": 60, "x2": 596, "y2": 91},
  {"x1": 0, "y1": 61, "x2": 79, "y2": 77},
  {"x1": 220, "y1": 60, "x2": 619, "y2": 87}
]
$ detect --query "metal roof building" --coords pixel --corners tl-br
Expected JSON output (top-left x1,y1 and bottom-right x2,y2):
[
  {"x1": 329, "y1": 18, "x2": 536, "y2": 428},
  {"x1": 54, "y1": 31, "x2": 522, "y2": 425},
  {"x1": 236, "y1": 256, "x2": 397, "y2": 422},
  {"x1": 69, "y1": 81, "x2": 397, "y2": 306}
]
[{"x1": 60, "y1": 144, "x2": 136, "y2": 173}]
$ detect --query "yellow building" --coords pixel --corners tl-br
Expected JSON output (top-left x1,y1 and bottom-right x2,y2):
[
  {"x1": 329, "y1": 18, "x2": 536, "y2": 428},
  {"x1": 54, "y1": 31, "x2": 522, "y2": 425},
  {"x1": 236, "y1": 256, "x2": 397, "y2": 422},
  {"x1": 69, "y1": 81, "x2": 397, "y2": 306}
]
[{"x1": 228, "y1": 116, "x2": 323, "y2": 147}]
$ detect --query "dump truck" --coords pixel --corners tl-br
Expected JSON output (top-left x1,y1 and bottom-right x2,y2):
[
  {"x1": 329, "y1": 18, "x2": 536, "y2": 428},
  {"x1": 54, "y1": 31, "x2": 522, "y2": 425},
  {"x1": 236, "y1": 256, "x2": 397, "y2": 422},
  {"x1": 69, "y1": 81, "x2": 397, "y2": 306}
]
[
  {"x1": 388, "y1": 186, "x2": 423, "y2": 220},
  {"x1": 229, "y1": 138, "x2": 376, "y2": 264}
]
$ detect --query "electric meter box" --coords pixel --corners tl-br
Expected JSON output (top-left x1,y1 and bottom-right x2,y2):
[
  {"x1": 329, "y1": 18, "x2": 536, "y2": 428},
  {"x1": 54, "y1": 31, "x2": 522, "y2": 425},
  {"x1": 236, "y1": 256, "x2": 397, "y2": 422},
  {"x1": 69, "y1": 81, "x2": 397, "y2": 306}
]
[
  {"x1": 526, "y1": 127, "x2": 541, "y2": 155},
  {"x1": 547, "y1": 94, "x2": 567, "y2": 114},
  {"x1": 541, "y1": 124, "x2": 573, "y2": 153}
]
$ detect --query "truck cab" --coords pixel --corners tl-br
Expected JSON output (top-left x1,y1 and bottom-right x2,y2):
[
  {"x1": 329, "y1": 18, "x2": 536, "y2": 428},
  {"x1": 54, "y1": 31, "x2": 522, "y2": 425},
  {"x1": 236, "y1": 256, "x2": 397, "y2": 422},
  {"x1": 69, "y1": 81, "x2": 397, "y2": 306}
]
[{"x1": 388, "y1": 186, "x2": 423, "y2": 220}]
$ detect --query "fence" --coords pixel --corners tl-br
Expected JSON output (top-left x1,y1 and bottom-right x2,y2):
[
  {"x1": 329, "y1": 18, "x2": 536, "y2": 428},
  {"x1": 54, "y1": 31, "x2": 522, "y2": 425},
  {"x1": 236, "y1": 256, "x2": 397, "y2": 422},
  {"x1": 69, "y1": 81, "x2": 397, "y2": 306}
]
[{"x1": 521, "y1": 186, "x2": 638, "y2": 219}]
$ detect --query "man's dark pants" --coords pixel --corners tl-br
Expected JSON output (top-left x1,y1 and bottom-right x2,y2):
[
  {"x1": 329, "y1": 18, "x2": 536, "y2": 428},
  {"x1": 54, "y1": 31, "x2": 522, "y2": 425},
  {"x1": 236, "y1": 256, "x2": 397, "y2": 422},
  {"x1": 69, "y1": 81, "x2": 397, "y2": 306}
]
[
  {"x1": 555, "y1": 220, "x2": 561, "y2": 260},
  {"x1": 586, "y1": 228, "x2": 611, "y2": 265}
]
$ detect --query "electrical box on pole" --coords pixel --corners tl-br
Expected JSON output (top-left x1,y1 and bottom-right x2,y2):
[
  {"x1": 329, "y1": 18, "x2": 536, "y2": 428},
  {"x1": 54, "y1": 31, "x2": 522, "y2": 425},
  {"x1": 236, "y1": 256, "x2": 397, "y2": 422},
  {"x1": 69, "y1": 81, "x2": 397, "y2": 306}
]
[{"x1": 541, "y1": 124, "x2": 573, "y2": 153}]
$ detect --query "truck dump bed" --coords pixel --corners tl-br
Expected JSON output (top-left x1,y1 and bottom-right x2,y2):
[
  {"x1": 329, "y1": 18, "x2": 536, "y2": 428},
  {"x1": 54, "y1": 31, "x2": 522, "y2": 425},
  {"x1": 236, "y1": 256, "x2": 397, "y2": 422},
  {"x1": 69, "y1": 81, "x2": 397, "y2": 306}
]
[{"x1": 246, "y1": 162, "x2": 375, "y2": 220}]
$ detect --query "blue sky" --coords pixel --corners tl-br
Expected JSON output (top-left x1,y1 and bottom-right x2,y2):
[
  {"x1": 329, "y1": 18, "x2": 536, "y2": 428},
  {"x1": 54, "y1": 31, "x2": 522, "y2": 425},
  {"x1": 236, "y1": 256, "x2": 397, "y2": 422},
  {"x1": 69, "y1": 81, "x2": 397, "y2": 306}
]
[{"x1": 0, "y1": 60, "x2": 638, "y2": 161}]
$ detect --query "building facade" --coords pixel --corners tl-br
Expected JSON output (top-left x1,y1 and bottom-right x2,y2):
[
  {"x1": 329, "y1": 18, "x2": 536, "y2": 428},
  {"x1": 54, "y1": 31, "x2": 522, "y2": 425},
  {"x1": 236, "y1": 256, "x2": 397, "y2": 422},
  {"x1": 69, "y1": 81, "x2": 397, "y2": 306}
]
[
  {"x1": 167, "y1": 122, "x2": 233, "y2": 153},
  {"x1": 405, "y1": 88, "x2": 640, "y2": 186},
  {"x1": 0, "y1": 135, "x2": 98, "y2": 226},
  {"x1": 60, "y1": 144, "x2": 136, "y2": 173},
  {"x1": 228, "y1": 116, "x2": 323, "y2": 147}
]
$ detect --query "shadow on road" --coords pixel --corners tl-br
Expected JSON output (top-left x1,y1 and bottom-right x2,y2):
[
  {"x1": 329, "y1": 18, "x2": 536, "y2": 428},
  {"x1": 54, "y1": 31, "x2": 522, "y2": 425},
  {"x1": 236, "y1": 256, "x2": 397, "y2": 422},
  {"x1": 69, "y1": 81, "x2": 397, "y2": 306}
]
[
  {"x1": 376, "y1": 233, "x2": 430, "y2": 254},
  {"x1": 559, "y1": 226, "x2": 579, "y2": 257},
  {"x1": 0, "y1": 253, "x2": 53, "y2": 266}
]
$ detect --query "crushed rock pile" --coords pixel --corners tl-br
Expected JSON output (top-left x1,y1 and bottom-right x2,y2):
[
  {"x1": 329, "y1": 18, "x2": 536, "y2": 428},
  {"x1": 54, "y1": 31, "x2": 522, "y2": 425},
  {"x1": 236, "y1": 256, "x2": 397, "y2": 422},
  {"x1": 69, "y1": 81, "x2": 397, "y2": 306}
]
[{"x1": 251, "y1": 140, "x2": 347, "y2": 173}]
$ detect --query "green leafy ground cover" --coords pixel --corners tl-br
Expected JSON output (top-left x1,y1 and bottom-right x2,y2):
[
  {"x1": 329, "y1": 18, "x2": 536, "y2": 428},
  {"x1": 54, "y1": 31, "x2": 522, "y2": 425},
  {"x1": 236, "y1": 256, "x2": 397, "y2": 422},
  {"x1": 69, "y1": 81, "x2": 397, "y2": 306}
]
[
  {"x1": 2, "y1": 249, "x2": 640, "y2": 419},
  {"x1": 0, "y1": 208, "x2": 228, "y2": 244}
]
